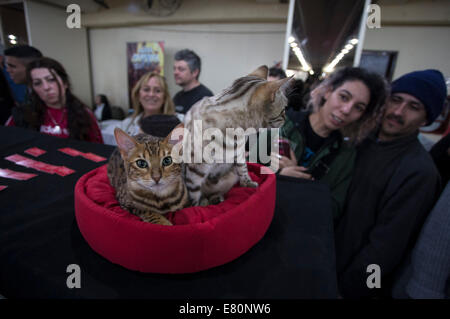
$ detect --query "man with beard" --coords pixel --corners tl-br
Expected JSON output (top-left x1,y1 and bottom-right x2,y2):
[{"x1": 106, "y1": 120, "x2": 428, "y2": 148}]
[
  {"x1": 172, "y1": 49, "x2": 213, "y2": 114},
  {"x1": 334, "y1": 69, "x2": 447, "y2": 299}
]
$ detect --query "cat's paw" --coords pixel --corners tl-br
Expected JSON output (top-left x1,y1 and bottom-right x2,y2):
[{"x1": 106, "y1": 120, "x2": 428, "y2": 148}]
[
  {"x1": 141, "y1": 214, "x2": 173, "y2": 226},
  {"x1": 155, "y1": 217, "x2": 173, "y2": 226},
  {"x1": 240, "y1": 179, "x2": 259, "y2": 188},
  {"x1": 208, "y1": 194, "x2": 224, "y2": 205},
  {"x1": 199, "y1": 197, "x2": 210, "y2": 207}
]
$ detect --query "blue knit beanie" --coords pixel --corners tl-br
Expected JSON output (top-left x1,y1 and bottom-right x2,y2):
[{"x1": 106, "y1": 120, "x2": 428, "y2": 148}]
[{"x1": 391, "y1": 69, "x2": 447, "y2": 125}]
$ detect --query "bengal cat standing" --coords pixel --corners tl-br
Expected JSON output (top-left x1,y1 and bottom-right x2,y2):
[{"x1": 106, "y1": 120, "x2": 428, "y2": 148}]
[
  {"x1": 107, "y1": 125, "x2": 189, "y2": 225},
  {"x1": 183, "y1": 65, "x2": 292, "y2": 206}
]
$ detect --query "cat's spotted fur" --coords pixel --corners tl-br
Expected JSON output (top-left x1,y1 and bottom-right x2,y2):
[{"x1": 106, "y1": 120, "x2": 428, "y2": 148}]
[
  {"x1": 183, "y1": 65, "x2": 292, "y2": 206},
  {"x1": 107, "y1": 126, "x2": 189, "y2": 225}
]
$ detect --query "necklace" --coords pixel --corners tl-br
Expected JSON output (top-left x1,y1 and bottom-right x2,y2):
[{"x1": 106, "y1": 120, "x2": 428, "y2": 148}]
[{"x1": 46, "y1": 107, "x2": 66, "y2": 135}]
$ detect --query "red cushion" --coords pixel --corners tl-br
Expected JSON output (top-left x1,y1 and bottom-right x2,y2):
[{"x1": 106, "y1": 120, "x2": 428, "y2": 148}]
[{"x1": 74, "y1": 163, "x2": 276, "y2": 273}]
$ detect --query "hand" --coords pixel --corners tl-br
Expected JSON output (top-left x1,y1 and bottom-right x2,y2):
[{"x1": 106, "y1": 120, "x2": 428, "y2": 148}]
[
  {"x1": 279, "y1": 166, "x2": 314, "y2": 180},
  {"x1": 271, "y1": 148, "x2": 297, "y2": 169}
]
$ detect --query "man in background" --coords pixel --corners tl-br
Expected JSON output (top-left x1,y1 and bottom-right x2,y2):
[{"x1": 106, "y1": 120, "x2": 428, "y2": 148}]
[
  {"x1": 0, "y1": 44, "x2": 15, "y2": 124},
  {"x1": 172, "y1": 49, "x2": 213, "y2": 114},
  {"x1": 267, "y1": 66, "x2": 287, "y2": 82},
  {"x1": 4, "y1": 45, "x2": 42, "y2": 105}
]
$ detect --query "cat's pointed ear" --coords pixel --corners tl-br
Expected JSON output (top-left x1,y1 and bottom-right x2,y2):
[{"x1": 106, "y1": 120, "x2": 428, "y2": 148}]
[
  {"x1": 164, "y1": 123, "x2": 185, "y2": 145},
  {"x1": 261, "y1": 76, "x2": 294, "y2": 102},
  {"x1": 114, "y1": 128, "x2": 138, "y2": 158},
  {"x1": 280, "y1": 75, "x2": 295, "y2": 93},
  {"x1": 248, "y1": 65, "x2": 268, "y2": 79}
]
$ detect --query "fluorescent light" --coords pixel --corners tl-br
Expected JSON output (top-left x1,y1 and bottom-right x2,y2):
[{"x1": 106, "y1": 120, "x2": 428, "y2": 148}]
[
  {"x1": 323, "y1": 65, "x2": 334, "y2": 73},
  {"x1": 345, "y1": 44, "x2": 354, "y2": 50},
  {"x1": 350, "y1": 38, "x2": 359, "y2": 45},
  {"x1": 341, "y1": 48, "x2": 349, "y2": 54},
  {"x1": 288, "y1": 36, "x2": 295, "y2": 43},
  {"x1": 290, "y1": 42, "x2": 298, "y2": 48},
  {"x1": 290, "y1": 43, "x2": 311, "y2": 72},
  {"x1": 10, "y1": 39, "x2": 17, "y2": 44},
  {"x1": 8, "y1": 34, "x2": 16, "y2": 40}
]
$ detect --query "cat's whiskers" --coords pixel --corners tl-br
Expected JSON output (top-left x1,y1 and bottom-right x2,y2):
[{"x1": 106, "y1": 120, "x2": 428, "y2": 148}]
[
  {"x1": 135, "y1": 179, "x2": 165, "y2": 190},
  {"x1": 107, "y1": 130, "x2": 189, "y2": 225}
]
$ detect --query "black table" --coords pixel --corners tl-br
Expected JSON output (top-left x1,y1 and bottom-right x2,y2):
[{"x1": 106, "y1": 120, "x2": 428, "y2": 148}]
[{"x1": 0, "y1": 126, "x2": 338, "y2": 299}]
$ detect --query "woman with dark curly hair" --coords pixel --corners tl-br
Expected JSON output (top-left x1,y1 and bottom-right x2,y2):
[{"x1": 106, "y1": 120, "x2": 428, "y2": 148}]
[
  {"x1": 276, "y1": 67, "x2": 388, "y2": 220},
  {"x1": 6, "y1": 57, "x2": 103, "y2": 143}
]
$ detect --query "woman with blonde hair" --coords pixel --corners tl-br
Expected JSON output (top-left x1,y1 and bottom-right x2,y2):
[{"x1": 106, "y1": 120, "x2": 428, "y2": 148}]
[{"x1": 119, "y1": 72, "x2": 175, "y2": 136}]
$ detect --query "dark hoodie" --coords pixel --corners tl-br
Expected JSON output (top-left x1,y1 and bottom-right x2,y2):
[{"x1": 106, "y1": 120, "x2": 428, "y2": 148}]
[{"x1": 335, "y1": 131, "x2": 441, "y2": 298}]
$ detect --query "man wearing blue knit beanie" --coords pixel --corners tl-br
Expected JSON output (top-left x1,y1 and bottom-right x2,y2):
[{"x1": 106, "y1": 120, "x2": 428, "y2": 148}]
[{"x1": 335, "y1": 69, "x2": 447, "y2": 299}]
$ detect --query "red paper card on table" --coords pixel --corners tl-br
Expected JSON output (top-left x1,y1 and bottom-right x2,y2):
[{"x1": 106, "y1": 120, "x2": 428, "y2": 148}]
[
  {"x1": 58, "y1": 148, "x2": 84, "y2": 157},
  {"x1": 81, "y1": 152, "x2": 106, "y2": 162},
  {"x1": 30, "y1": 161, "x2": 58, "y2": 174},
  {"x1": 0, "y1": 168, "x2": 37, "y2": 180},
  {"x1": 24, "y1": 147, "x2": 47, "y2": 157},
  {"x1": 5, "y1": 154, "x2": 28, "y2": 164},
  {"x1": 54, "y1": 166, "x2": 75, "y2": 177},
  {"x1": 18, "y1": 158, "x2": 37, "y2": 168},
  {"x1": 5, "y1": 154, "x2": 74, "y2": 177}
]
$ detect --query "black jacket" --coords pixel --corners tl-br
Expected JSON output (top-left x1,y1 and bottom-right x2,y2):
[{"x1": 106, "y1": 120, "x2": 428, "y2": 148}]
[
  {"x1": 430, "y1": 132, "x2": 450, "y2": 186},
  {"x1": 0, "y1": 70, "x2": 15, "y2": 125},
  {"x1": 173, "y1": 84, "x2": 213, "y2": 114},
  {"x1": 335, "y1": 131, "x2": 441, "y2": 298}
]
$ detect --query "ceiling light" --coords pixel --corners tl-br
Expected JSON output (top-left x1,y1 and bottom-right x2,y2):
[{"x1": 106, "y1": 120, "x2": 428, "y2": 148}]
[
  {"x1": 10, "y1": 39, "x2": 17, "y2": 44},
  {"x1": 8, "y1": 34, "x2": 16, "y2": 40},
  {"x1": 290, "y1": 43, "x2": 311, "y2": 72},
  {"x1": 288, "y1": 36, "x2": 295, "y2": 43},
  {"x1": 345, "y1": 44, "x2": 354, "y2": 50},
  {"x1": 341, "y1": 48, "x2": 349, "y2": 54},
  {"x1": 323, "y1": 65, "x2": 334, "y2": 73},
  {"x1": 350, "y1": 38, "x2": 359, "y2": 45},
  {"x1": 309, "y1": 70, "x2": 314, "y2": 75}
]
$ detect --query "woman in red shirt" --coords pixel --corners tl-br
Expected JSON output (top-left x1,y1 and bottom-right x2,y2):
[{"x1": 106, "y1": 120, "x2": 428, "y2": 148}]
[{"x1": 6, "y1": 57, "x2": 103, "y2": 143}]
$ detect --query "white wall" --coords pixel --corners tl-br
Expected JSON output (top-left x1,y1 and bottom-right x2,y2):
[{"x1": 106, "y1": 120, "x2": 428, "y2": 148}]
[
  {"x1": 364, "y1": 26, "x2": 450, "y2": 80},
  {"x1": 89, "y1": 23, "x2": 286, "y2": 110},
  {"x1": 25, "y1": 1, "x2": 92, "y2": 105},
  {"x1": 363, "y1": 0, "x2": 450, "y2": 80}
]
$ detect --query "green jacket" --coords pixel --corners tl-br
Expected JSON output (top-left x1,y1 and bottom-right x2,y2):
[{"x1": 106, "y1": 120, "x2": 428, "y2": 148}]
[{"x1": 251, "y1": 110, "x2": 355, "y2": 220}]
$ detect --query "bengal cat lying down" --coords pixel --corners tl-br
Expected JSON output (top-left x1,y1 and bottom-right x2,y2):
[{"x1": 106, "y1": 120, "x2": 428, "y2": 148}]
[{"x1": 107, "y1": 124, "x2": 188, "y2": 226}]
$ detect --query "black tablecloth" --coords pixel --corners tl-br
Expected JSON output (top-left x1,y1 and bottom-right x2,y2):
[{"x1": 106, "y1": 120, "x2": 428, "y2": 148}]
[{"x1": 0, "y1": 126, "x2": 338, "y2": 299}]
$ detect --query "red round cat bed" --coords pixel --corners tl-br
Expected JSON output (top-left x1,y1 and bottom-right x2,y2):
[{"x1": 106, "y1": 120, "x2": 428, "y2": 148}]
[{"x1": 74, "y1": 163, "x2": 276, "y2": 274}]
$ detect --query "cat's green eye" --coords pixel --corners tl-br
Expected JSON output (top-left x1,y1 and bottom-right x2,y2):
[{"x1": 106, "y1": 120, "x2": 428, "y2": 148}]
[
  {"x1": 136, "y1": 159, "x2": 148, "y2": 168},
  {"x1": 162, "y1": 156, "x2": 172, "y2": 167}
]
